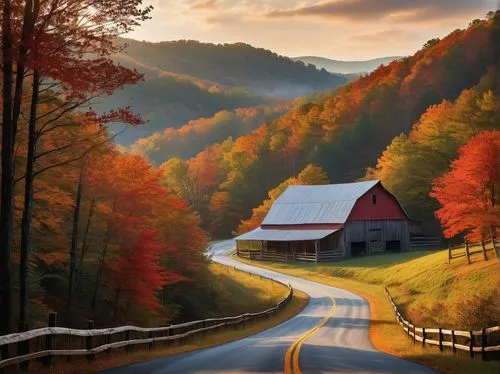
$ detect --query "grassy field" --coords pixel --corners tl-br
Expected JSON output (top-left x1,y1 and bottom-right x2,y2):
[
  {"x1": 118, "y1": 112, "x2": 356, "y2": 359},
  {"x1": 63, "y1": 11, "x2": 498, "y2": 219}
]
[
  {"x1": 33, "y1": 263, "x2": 309, "y2": 374},
  {"x1": 236, "y1": 247, "x2": 499, "y2": 374}
]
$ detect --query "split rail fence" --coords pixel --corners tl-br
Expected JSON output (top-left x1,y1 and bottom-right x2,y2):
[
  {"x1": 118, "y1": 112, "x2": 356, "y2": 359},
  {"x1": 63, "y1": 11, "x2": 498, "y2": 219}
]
[
  {"x1": 0, "y1": 269, "x2": 293, "y2": 372},
  {"x1": 448, "y1": 239, "x2": 499, "y2": 264},
  {"x1": 385, "y1": 288, "x2": 500, "y2": 360}
]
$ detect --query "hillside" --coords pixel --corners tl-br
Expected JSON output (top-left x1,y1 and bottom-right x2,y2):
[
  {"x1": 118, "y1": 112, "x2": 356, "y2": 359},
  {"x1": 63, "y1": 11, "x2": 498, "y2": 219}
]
[
  {"x1": 130, "y1": 102, "x2": 290, "y2": 163},
  {"x1": 96, "y1": 39, "x2": 349, "y2": 144},
  {"x1": 115, "y1": 38, "x2": 348, "y2": 97},
  {"x1": 292, "y1": 56, "x2": 402, "y2": 74},
  {"x1": 159, "y1": 13, "x2": 500, "y2": 238}
]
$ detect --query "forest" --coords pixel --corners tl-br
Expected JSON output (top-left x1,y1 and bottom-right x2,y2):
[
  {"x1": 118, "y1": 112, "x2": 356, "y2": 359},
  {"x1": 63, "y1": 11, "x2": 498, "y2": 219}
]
[
  {"x1": 158, "y1": 13, "x2": 500, "y2": 238},
  {"x1": 0, "y1": 1, "x2": 498, "y2": 339}
]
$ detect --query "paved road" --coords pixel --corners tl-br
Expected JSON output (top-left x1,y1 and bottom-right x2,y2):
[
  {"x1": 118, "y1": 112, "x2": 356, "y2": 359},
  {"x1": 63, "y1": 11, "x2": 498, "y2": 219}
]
[{"x1": 104, "y1": 240, "x2": 435, "y2": 374}]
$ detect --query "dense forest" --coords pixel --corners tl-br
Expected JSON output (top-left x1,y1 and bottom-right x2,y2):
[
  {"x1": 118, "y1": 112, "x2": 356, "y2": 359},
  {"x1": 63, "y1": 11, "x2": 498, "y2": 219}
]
[
  {"x1": 0, "y1": 0, "x2": 245, "y2": 335},
  {"x1": 158, "y1": 13, "x2": 500, "y2": 238},
  {"x1": 130, "y1": 102, "x2": 291, "y2": 163},
  {"x1": 97, "y1": 39, "x2": 349, "y2": 144}
]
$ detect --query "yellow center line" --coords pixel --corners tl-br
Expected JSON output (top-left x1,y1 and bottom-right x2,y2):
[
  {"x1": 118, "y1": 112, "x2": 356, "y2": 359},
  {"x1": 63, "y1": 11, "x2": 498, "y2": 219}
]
[{"x1": 284, "y1": 296, "x2": 336, "y2": 374}]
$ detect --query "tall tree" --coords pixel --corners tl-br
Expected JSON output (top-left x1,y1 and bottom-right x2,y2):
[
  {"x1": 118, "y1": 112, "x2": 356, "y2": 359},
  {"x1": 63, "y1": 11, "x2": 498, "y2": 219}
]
[
  {"x1": 430, "y1": 130, "x2": 500, "y2": 253},
  {"x1": 0, "y1": 0, "x2": 15, "y2": 335}
]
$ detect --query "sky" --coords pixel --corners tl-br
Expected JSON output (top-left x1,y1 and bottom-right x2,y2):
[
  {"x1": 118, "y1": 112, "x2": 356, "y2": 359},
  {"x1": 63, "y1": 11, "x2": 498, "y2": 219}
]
[{"x1": 128, "y1": 0, "x2": 499, "y2": 60}]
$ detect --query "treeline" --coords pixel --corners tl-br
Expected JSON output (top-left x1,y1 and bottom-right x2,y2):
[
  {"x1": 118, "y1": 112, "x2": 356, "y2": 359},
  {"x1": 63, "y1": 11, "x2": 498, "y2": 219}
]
[
  {"x1": 0, "y1": 0, "x2": 217, "y2": 335},
  {"x1": 116, "y1": 38, "x2": 348, "y2": 97},
  {"x1": 161, "y1": 13, "x2": 500, "y2": 238},
  {"x1": 131, "y1": 103, "x2": 290, "y2": 163}
]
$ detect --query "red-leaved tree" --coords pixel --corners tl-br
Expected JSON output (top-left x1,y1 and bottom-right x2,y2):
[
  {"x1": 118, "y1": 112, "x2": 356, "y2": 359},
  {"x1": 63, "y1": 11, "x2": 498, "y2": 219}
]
[{"x1": 430, "y1": 130, "x2": 500, "y2": 259}]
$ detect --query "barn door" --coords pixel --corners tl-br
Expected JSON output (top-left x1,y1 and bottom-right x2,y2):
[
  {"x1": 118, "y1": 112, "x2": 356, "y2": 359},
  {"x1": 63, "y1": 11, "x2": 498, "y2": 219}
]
[{"x1": 369, "y1": 228, "x2": 383, "y2": 253}]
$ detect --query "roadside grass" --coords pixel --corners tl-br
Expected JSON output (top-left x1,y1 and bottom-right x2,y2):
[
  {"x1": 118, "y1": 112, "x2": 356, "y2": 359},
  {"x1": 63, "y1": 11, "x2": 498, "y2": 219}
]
[
  {"x1": 31, "y1": 264, "x2": 309, "y2": 374},
  {"x1": 235, "y1": 248, "x2": 500, "y2": 374}
]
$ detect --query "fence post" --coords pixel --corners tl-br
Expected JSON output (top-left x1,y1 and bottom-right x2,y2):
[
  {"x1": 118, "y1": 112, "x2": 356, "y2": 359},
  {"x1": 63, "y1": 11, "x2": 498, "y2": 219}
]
[
  {"x1": 125, "y1": 330, "x2": 131, "y2": 352},
  {"x1": 448, "y1": 242, "x2": 451, "y2": 264},
  {"x1": 481, "y1": 328, "x2": 487, "y2": 361},
  {"x1": 86, "y1": 320, "x2": 95, "y2": 362},
  {"x1": 17, "y1": 321, "x2": 30, "y2": 372},
  {"x1": 42, "y1": 312, "x2": 57, "y2": 367},
  {"x1": 422, "y1": 327, "x2": 426, "y2": 347},
  {"x1": 413, "y1": 325, "x2": 416, "y2": 345},
  {"x1": 465, "y1": 241, "x2": 471, "y2": 265},
  {"x1": 438, "y1": 328, "x2": 443, "y2": 352},
  {"x1": 451, "y1": 330, "x2": 456, "y2": 353},
  {"x1": 469, "y1": 331, "x2": 475, "y2": 358}
]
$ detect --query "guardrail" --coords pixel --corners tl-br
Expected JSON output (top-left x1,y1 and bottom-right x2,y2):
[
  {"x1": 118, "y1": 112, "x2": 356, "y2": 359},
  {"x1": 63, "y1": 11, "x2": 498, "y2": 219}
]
[
  {"x1": 385, "y1": 288, "x2": 500, "y2": 360},
  {"x1": 0, "y1": 267, "x2": 293, "y2": 371}
]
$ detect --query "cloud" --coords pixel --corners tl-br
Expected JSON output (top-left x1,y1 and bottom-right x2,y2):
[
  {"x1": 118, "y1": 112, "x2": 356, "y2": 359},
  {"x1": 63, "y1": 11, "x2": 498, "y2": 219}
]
[
  {"x1": 190, "y1": 0, "x2": 220, "y2": 11},
  {"x1": 349, "y1": 29, "x2": 419, "y2": 45},
  {"x1": 266, "y1": 0, "x2": 487, "y2": 23}
]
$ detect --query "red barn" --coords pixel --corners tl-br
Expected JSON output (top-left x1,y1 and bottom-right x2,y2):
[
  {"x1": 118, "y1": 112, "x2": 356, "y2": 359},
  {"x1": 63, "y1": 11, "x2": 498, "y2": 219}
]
[{"x1": 235, "y1": 180, "x2": 418, "y2": 262}]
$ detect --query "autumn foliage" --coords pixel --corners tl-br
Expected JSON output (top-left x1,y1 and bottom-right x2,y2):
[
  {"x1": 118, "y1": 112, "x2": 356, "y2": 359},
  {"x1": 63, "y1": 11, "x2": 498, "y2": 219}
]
[{"x1": 430, "y1": 131, "x2": 500, "y2": 242}]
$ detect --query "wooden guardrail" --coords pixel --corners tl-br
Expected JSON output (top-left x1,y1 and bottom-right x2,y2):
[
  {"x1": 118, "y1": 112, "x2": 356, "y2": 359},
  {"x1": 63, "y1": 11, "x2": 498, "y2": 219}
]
[
  {"x1": 0, "y1": 268, "x2": 293, "y2": 371},
  {"x1": 385, "y1": 288, "x2": 500, "y2": 360}
]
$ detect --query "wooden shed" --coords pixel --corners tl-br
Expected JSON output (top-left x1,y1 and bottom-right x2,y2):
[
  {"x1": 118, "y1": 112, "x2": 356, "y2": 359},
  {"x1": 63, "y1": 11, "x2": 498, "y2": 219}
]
[{"x1": 235, "y1": 180, "x2": 417, "y2": 262}]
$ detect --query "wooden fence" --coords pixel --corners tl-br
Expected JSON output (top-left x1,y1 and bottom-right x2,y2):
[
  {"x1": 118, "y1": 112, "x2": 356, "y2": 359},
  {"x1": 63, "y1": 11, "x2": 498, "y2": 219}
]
[
  {"x1": 385, "y1": 288, "x2": 500, "y2": 360},
  {"x1": 0, "y1": 270, "x2": 293, "y2": 371},
  {"x1": 238, "y1": 249, "x2": 344, "y2": 263},
  {"x1": 448, "y1": 239, "x2": 499, "y2": 264}
]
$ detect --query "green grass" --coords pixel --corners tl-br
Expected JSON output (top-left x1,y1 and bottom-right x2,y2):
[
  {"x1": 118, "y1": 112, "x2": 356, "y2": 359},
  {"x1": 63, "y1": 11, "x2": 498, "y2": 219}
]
[
  {"x1": 33, "y1": 264, "x2": 309, "y2": 374},
  {"x1": 235, "y1": 247, "x2": 500, "y2": 374}
]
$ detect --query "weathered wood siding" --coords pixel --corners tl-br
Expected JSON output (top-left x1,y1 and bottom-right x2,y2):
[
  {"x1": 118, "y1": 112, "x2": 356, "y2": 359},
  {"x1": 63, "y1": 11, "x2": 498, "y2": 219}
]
[{"x1": 344, "y1": 220, "x2": 410, "y2": 255}]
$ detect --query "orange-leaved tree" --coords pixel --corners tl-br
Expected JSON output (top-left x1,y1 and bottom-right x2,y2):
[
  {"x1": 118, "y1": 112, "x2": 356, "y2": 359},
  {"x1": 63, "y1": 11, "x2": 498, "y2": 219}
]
[{"x1": 430, "y1": 130, "x2": 500, "y2": 259}]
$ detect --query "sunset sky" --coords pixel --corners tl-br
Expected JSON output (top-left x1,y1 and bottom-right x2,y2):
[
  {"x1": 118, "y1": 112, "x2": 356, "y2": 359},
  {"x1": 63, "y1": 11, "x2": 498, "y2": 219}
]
[{"x1": 127, "y1": 0, "x2": 498, "y2": 60}]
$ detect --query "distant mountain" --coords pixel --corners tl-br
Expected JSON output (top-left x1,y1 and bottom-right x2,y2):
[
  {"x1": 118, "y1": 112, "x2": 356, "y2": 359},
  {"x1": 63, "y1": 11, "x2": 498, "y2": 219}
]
[
  {"x1": 116, "y1": 38, "x2": 348, "y2": 97},
  {"x1": 292, "y1": 56, "x2": 402, "y2": 74},
  {"x1": 98, "y1": 39, "x2": 350, "y2": 144}
]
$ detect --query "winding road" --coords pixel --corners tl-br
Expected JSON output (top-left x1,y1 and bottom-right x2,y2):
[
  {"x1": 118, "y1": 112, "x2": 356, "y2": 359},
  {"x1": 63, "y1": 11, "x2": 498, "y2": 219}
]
[{"x1": 104, "y1": 240, "x2": 435, "y2": 374}]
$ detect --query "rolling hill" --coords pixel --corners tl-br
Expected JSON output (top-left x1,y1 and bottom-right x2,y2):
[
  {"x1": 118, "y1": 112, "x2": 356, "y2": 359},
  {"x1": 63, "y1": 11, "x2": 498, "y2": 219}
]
[
  {"x1": 97, "y1": 39, "x2": 350, "y2": 144},
  {"x1": 292, "y1": 56, "x2": 402, "y2": 74}
]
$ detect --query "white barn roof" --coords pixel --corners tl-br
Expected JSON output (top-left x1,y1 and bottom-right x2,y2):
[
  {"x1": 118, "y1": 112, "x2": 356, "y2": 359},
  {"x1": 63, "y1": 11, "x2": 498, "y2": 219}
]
[
  {"x1": 235, "y1": 227, "x2": 341, "y2": 241},
  {"x1": 261, "y1": 180, "x2": 379, "y2": 225}
]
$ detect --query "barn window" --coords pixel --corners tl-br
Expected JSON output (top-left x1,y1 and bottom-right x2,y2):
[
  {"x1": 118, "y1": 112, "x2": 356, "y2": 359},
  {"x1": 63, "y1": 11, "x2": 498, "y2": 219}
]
[{"x1": 372, "y1": 194, "x2": 377, "y2": 205}]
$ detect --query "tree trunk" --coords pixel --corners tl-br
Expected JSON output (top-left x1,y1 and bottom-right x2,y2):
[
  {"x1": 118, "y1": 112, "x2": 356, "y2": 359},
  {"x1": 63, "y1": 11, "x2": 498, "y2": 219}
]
[
  {"x1": 92, "y1": 200, "x2": 116, "y2": 310},
  {"x1": 68, "y1": 164, "x2": 85, "y2": 308},
  {"x1": 13, "y1": 0, "x2": 36, "y2": 134},
  {"x1": 113, "y1": 288, "x2": 121, "y2": 320},
  {"x1": 481, "y1": 236, "x2": 489, "y2": 261},
  {"x1": 19, "y1": 70, "x2": 40, "y2": 327},
  {"x1": 91, "y1": 233, "x2": 110, "y2": 310},
  {"x1": 75, "y1": 198, "x2": 96, "y2": 289},
  {"x1": 491, "y1": 226, "x2": 498, "y2": 259},
  {"x1": 0, "y1": 0, "x2": 15, "y2": 335}
]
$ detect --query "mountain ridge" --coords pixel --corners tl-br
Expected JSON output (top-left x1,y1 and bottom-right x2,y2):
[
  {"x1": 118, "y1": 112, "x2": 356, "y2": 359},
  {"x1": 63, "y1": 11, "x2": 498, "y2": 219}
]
[{"x1": 292, "y1": 56, "x2": 403, "y2": 74}]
